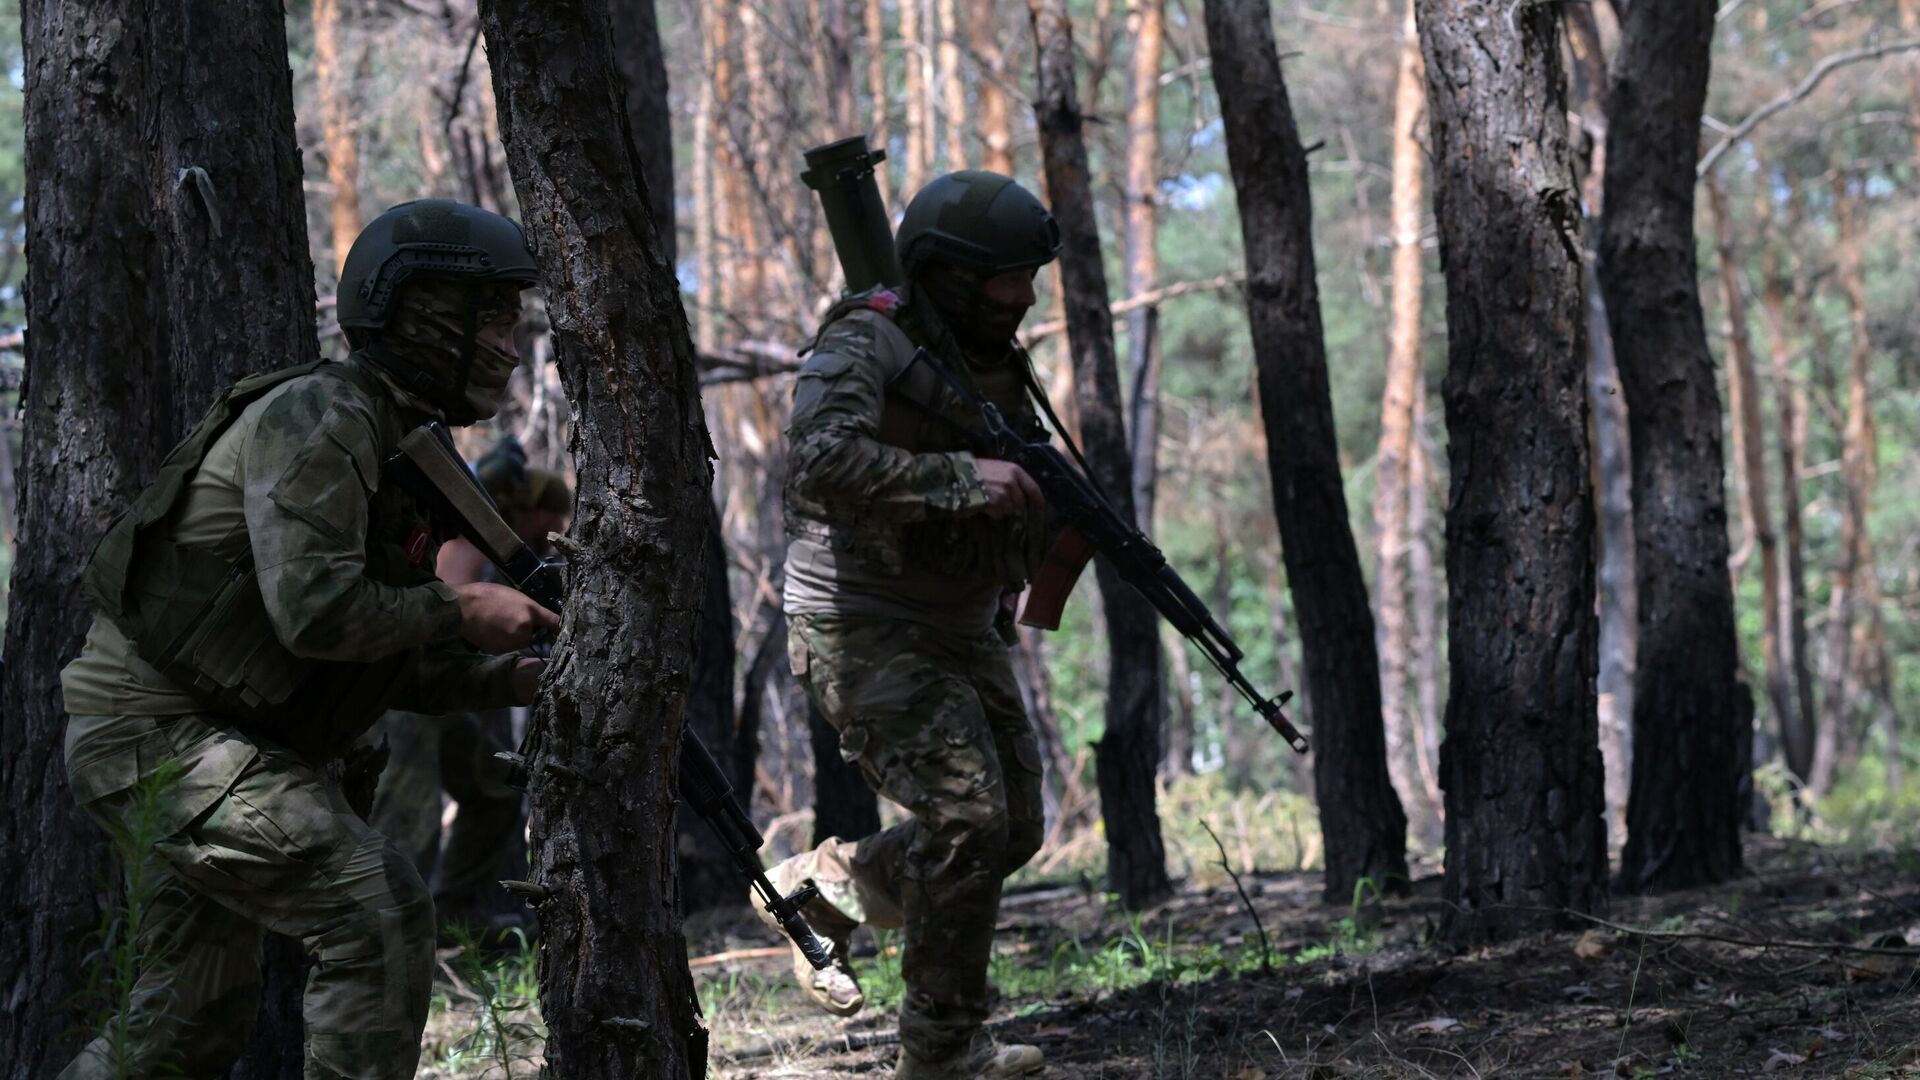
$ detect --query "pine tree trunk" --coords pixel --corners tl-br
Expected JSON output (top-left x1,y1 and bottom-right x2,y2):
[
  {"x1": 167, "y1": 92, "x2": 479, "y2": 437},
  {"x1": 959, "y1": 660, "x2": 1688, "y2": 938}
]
[
  {"x1": 1123, "y1": 0, "x2": 1164, "y2": 529},
  {"x1": 1904, "y1": 0, "x2": 1920, "y2": 174},
  {"x1": 902, "y1": 0, "x2": 929, "y2": 197},
  {"x1": 971, "y1": 2, "x2": 1015, "y2": 176},
  {"x1": 3, "y1": 3, "x2": 320, "y2": 1073},
  {"x1": 937, "y1": 0, "x2": 966, "y2": 169},
  {"x1": 1028, "y1": 0, "x2": 1173, "y2": 910},
  {"x1": 1205, "y1": 0, "x2": 1408, "y2": 904},
  {"x1": 1406, "y1": 399, "x2": 1443, "y2": 812},
  {"x1": 1418, "y1": 0, "x2": 1607, "y2": 942},
  {"x1": 1754, "y1": 182, "x2": 1818, "y2": 785},
  {"x1": 693, "y1": 1, "x2": 717, "y2": 351},
  {"x1": 1707, "y1": 175, "x2": 1797, "y2": 793},
  {"x1": 866, "y1": 0, "x2": 890, "y2": 197},
  {"x1": 480, "y1": 0, "x2": 713, "y2": 1073},
  {"x1": 1375, "y1": 0, "x2": 1433, "y2": 842},
  {"x1": 314, "y1": 0, "x2": 363, "y2": 278},
  {"x1": 1, "y1": 9, "x2": 170, "y2": 1072},
  {"x1": 1598, "y1": 0, "x2": 1745, "y2": 893},
  {"x1": 610, "y1": 0, "x2": 676, "y2": 267}
]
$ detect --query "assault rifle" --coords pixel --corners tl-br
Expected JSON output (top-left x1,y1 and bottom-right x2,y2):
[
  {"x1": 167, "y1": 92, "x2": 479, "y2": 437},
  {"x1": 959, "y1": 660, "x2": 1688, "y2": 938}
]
[
  {"x1": 905, "y1": 352, "x2": 1310, "y2": 755},
  {"x1": 385, "y1": 423, "x2": 834, "y2": 971}
]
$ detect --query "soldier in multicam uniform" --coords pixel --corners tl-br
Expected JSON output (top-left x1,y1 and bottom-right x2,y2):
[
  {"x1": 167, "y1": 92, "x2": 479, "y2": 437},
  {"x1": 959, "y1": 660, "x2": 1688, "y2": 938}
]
[
  {"x1": 765, "y1": 172, "x2": 1063, "y2": 1079},
  {"x1": 56, "y1": 200, "x2": 559, "y2": 1080}
]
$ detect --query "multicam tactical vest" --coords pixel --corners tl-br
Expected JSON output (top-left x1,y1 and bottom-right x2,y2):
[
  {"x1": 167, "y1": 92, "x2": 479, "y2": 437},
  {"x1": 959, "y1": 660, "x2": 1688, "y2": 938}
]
[
  {"x1": 793, "y1": 286, "x2": 1048, "y2": 590},
  {"x1": 81, "y1": 361, "x2": 440, "y2": 755}
]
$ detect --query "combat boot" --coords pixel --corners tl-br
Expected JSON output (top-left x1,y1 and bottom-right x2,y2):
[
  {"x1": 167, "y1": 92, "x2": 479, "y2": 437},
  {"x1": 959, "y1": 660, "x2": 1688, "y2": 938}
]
[
  {"x1": 751, "y1": 861, "x2": 864, "y2": 1017},
  {"x1": 895, "y1": 1037, "x2": 1045, "y2": 1079}
]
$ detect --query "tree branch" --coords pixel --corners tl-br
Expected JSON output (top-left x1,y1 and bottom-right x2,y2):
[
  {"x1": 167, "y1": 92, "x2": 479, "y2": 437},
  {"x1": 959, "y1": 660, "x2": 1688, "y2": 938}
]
[
  {"x1": 1020, "y1": 271, "x2": 1249, "y2": 343},
  {"x1": 1697, "y1": 38, "x2": 1920, "y2": 177}
]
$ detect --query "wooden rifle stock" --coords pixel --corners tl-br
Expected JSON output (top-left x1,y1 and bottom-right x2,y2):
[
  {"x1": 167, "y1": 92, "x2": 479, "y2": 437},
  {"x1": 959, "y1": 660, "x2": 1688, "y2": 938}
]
[{"x1": 1019, "y1": 526, "x2": 1095, "y2": 631}]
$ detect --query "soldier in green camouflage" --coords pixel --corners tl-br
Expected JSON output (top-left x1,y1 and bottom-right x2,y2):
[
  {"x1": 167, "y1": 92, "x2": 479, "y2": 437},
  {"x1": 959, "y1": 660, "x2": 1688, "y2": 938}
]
[
  {"x1": 56, "y1": 200, "x2": 558, "y2": 1080},
  {"x1": 766, "y1": 172, "x2": 1064, "y2": 1079},
  {"x1": 369, "y1": 437, "x2": 571, "y2": 943}
]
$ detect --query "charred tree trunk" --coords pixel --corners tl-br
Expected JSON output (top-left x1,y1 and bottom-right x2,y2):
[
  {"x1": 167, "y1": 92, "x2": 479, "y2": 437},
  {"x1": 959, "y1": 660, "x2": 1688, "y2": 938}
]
[
  {"x1": 1754, "y1": 182, "x2": 1818, "y2": 785},
  {"x1": 1029, "y1": 0, "x2": 1172, "y2": 910},
  {"x1": 610, "y1": 0, "x2": 676, "y2": 268},
  {"x1": 1375, "y1": 0, "x2": 1437, "y2": 842},
  {"x1": 480, "y1": 0, "x2": 713, "y2": 1073},
  {"x1": 1205, "y1": 0, "x2": 1408, "y2": 903},
  {"x1": 1599, "y1": 0, "x2": 1744, "y2": 893},
  {"x1": 314, "y1": 0, "x2": 363, "y2": 278},
  {"x1": 1123, "y1": 0, "x2": 1164, "y2": 529},
  {"x1": 1418, "y1": 0, "x2": 1607, "y2": 942},
  {"x1": 4, "y1": 3, "x2": 320, "y2": 1074},
  {"x1": 2, "y1": 8, "x2": 170, "y2": 1073}
]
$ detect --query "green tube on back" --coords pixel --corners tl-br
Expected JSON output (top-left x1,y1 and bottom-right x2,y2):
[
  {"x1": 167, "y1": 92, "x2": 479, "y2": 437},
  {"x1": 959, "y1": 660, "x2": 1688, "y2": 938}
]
[{"x1": 801, "y1": 135, "x2": 904, "y2": 294}]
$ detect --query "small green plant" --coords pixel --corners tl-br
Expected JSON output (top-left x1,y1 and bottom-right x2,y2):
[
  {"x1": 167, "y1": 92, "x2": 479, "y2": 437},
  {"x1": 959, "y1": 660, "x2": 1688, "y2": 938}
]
[
  {"x1": 72, "y1": 760, "x2": 188, "y2": 1080},
  {"x1": 440, "y1": 923, "x2": 545, "y2": 1078}
]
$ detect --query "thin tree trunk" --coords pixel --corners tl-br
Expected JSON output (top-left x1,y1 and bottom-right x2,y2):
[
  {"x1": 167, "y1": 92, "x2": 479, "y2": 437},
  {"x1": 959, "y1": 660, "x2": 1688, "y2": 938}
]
[
  {"x1": 314, "y1": 0, "x2": 363, "y2": 278},
  {"x1": 1206, "y1": 0, "x2": 1408, "y2": 904},
  {"x1": 1419, "y1": 0, "x2": 1607, "y2": 941},
  {"x1": 480, "y1": 0, "x2": 713, "y2": 1072},
  {"x1": 1753, "y1": 179, "x2": 1817, "y2": 785},
  {"x1": 1123, "y1": 0, "x2": 1164, "y2": 529},
  {"x1": 610, "y1": 0, "x2": 676, "y2": 267},
  {"x1": 936, "y1": 0, "x2": 966, "y2": 169},
  {"x1": 1374, "y1": 0, "x2": 1433, "y2": 841},
  {"x1": 1599, "y1": 0, "x2": 1744, "y2": 893},
  {"x1": 1905, "y1": 0, "x2": 1920, "y2": 173},
  {"x1": 866, "y1": 0, "x2": 890, "y2": 198},
  {"x1": 972, "y1": 2, "x2": 1015, "y2": 176},
  {"x1": 1406, "y1": 396, "x2": 1443, "y2": 815},
  {"x1": 902, "y1": 0, "x2": 930, "y2": 197},
  {"x1": 1707, "y1": 175, "x2": 1796, "y2": 792},
  {"x1": 693, "y1": 0, "x2": 716, "y2": 350},
  {"x1": 1029, "y1": 0, "x2": 1173, "y2": 910}
]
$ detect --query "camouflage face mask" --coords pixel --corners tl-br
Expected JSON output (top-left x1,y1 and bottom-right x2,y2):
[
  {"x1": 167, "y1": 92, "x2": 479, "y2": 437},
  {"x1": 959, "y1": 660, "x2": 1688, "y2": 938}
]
[{"x1": 384, "y1": 279, "x2": 525, "y2": 423}]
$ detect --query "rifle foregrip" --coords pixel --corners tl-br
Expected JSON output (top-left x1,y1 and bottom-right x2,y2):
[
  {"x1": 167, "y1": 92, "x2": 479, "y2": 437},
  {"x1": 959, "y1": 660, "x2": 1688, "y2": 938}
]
[{"x1": 1018, "y1": 526, "x2": 1095, "y2": 631}]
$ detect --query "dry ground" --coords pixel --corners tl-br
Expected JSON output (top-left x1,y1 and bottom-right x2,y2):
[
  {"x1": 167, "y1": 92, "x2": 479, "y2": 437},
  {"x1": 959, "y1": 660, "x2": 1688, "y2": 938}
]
[{"x1": 417, "y1": 836, "x2": 1920, "y2": 1078}]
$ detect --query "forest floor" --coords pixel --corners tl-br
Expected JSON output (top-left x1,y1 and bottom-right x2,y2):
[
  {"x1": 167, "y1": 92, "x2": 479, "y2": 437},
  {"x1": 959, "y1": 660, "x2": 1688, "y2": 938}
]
[{"x1": 417, "y1": 835, "x2": 1920, "y2": 1079}]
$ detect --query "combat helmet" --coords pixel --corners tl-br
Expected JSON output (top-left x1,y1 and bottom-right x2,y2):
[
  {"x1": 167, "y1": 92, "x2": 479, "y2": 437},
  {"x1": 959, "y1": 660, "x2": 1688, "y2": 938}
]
[
  {"x1": 895, "y1": 172, "x2": 1062, "y2": 279},
  {"x1": 337, "y1": 200, "x2": 538, "y2": 417}
]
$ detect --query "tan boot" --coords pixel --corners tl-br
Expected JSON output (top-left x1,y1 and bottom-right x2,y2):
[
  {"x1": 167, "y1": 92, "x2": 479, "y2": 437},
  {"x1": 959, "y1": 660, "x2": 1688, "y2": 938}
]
[
  {"x1": 895, "y1": 1039, "x2": 1045, "y2": 1079},
  {"x1": 750, "y1": 864, "x2": 864, "y2": 1017}
]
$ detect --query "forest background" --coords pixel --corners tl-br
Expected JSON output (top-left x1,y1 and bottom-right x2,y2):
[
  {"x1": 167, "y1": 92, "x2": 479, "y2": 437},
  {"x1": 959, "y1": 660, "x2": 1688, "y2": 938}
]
[{"x1": 0, "y1": 0, "x2": 1915, "y2": 880}]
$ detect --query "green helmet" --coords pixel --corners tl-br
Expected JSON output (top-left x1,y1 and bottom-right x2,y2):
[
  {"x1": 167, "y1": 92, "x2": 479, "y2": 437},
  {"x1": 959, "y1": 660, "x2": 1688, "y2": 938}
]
[
  {"x1": 338, "y1": 199, "x2": 538, "y2": 336},
  {"x1": 895, "y1": 172, "x2": 1062, "y2": 279}
]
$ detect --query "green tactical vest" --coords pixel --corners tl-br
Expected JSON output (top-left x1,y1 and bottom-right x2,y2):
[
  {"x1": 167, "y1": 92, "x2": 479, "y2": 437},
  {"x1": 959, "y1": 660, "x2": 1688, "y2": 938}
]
[{"x1": 81, "y1": 360, "x2": 436, "y2": 754}]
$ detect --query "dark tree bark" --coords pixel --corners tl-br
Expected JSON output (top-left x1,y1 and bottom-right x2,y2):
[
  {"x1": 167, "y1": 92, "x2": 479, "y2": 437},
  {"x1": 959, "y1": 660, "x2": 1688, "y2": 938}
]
[
  {"x1": 1028, "y1": 0, "x2": 1172, "y2": 910},
  {"x1": 481, "y1": 0, "x2": 713, "y2": 1074},
  {"x1": 1596, "y1": 0, "x2": 1745, "y2": 893},
  {"x1": 1203, "y1": 0, "x2": 1409, "y2": 904},
  {"x1": 609, "y1": 0, "x2": 676, "y2": 267},
  {"x1": 4, "y1": 3, "x2": 319, "y2": 1074},
  {"x1": 677, "y1": 505, "x2": 749, "y2": 912},
  {"x1": 1, "y1": 8, "x2": 169, "y2": 1074},
  {"x1": 1417, "y1": 0, "x2": 1608, "y2": 943}
]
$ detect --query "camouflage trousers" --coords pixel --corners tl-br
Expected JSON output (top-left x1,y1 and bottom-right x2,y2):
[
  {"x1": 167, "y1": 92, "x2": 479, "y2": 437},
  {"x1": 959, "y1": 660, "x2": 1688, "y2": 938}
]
[
  {"x1": 368, "y1": 707, "x2": 526, "y2": 933},
  {"x1": 59, "y1": 714, "x2": 434, "y2": 1080},
  {"x1": 781, "y1": 614, "x2": 1046, "y2": 1061}
]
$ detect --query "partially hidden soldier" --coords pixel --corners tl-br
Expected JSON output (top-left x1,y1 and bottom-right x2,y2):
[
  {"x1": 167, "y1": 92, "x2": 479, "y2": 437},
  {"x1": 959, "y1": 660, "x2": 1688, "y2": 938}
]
[
  {"x1": 368, "y1": 436, "x2": 572, "y2": 944},
  {"x1": 56, "y1": 200, "x2": 560, "y2": 1080},
  {"x1": 765, "y1": 171, "x2": 1063, "y2": 1079}
]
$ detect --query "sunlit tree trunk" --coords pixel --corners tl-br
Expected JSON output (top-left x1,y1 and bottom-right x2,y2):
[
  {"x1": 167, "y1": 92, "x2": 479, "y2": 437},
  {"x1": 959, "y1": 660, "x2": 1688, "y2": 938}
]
[
  {"x1": 901, "y1": 0, "x2": 930, "y2": 196},
  {"x1": 936, "y1": 0, "x2": 965, "y2": 168},
  {"x1": 972, "y1": 2, "x2": 1015, "y2": 176},
  {"x1": 314, "y1": 0, "x2": 362, "y2": 278},
  {"x1": 693, "y1": 2, "x2": 716, "y2": 350},
  {"x1": 1207, "y1": 0, "x2": 1407, "y2": 903},
  {"x1": 1904, "y1": 0, "x2": 1920, "y2": 173},
  {"x1": 1123, "y1": 0, "x2": 1164, "y2": 529},
  {"x1": 1406, "y1": 397, "x2": 1442, "y2": 810},
  {"x1": 1419, "y1": 0, "x2": 1606, "y2": 941},
  {"x1": 1374, "y1": 0, "x2": 1435, "y2": 840},
  {"x1": 481, "y1": 0, "x2": 714, "y2": 1072},
  {"x1": 1707, "y1": 175, "x2": 1797, "y2": 791},
  {"x1": 865, "y1": 0, "x2": 890, "y2": 201},
  {"x1": 1029, "y1": 0, "x2": 1172, "y2": 910}
]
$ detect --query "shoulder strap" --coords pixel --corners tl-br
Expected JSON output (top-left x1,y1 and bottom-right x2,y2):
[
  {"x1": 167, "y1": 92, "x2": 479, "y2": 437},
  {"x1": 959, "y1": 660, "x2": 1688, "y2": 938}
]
[{"x1": 80, "y1": 360, "x2": 332, "y2": 619}]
